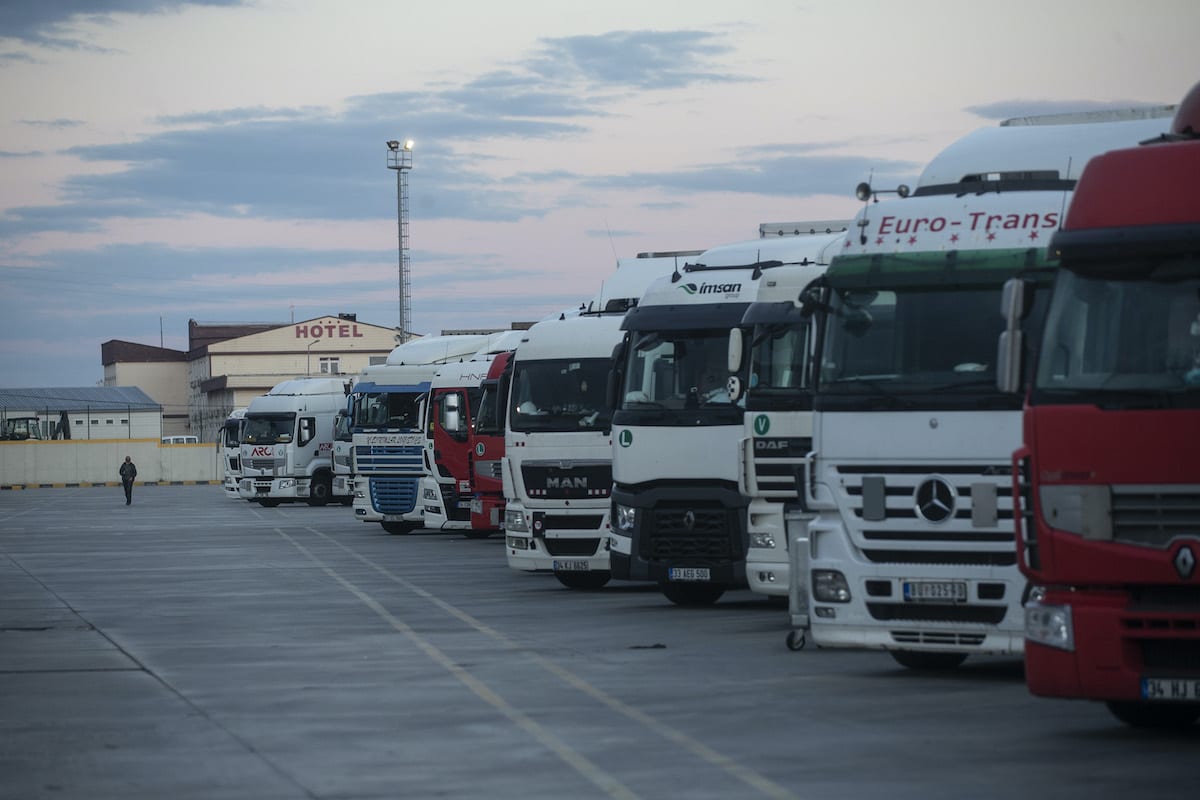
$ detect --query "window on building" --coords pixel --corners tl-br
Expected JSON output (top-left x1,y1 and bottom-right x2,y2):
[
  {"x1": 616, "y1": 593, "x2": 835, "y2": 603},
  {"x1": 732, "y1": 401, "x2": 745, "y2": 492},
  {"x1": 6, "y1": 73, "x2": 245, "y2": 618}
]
[
  {"x1": 319, "y1": 356, "x2": 340, "y2": 374},
  {"x1": 106, "y1": 419, "x2": 114, "y2": 425},
  {"x1": 369, "y1": 356, "x2": 387, "y2": 365}
]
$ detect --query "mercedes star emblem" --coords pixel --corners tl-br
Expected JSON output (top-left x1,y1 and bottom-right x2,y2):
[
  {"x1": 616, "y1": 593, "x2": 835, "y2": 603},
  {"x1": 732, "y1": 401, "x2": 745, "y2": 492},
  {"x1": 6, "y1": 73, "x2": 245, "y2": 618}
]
[{"x1": 914, "y1": 477, "x2": 955, "y2": 524}]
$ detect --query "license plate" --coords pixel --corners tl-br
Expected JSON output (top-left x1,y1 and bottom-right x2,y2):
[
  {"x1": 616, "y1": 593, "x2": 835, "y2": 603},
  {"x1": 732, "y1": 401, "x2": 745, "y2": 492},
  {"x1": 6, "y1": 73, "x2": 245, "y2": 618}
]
[
  {"x1": 669, "y1": 567, "x2": 711, "y2": 582},
  {"x1": 470, "y1": 497, "x2": 483, "y2": 514},
  {"x1": 903, "y1": 580, "x2": 967, "y2": 602},
  {"x1": 1143, "y1": 677, "x2": 1200, "y2": 701},
  {"x1": 553, "y1": 560, "x2": 590, "y2": 572}
]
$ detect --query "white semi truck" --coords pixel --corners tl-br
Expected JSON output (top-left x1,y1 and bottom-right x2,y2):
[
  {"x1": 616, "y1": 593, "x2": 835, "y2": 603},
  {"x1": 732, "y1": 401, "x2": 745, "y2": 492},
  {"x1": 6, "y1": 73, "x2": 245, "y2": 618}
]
[
  {"x1": 793, "y1": 109, "x2": 1173, "y2": 666},
  {"x1": 607, "y1": 227, "x2": 845, "y2": 605},
  {"x1": 219, "y1": 407, "x2": 247, "y2": 499},
  {"x1": 350, "y1": 334, "x2": 491, "y2": 533},
  {"x1": 238, "y1": 377, "x2": 351, "y2": 506},
  {"x1": 504, "y1": 251, "x2": 701, "y2": 588},
  {"x1": 730, "y1": 228, "x2": 849, "y2": 598}
]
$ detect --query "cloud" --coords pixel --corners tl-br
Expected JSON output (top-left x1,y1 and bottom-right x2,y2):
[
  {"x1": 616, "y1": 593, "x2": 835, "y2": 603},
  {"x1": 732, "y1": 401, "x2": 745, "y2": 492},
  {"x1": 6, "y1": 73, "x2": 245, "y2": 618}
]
[
  {"x1": 582, "y1": 153, "x2": 920, "y2": 199},
  {"x1": 0, "y1": 0, "x2": 246, "y2": 49},
  {"x1": 19, "y1": 118, "x2": 86, "y2": 128},
  {"x1": 529, "y1": 30, "x2": 751, "y2": 90},
  {"x1": 965, "y1": 98, "x2": 1173, "y2": 121}
]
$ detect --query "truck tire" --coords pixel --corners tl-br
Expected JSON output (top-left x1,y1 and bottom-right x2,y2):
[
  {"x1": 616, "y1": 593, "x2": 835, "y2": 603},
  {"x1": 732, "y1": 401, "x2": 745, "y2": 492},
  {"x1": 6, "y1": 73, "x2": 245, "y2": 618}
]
[
  {"x1": 381, "y1": 521, "x2": 419, "y2": 535},
  {"x1": 1106, "y1": 701, "x2": 1200, "y2": 729},
  {"x1": 306, "y1": 474, "x2": 332, "y2": 506},
  {"x1": 889, "y1": 650, "x2": 968, "y2": 670},
  {"x1": 660, "y1": 582, "x2": 725, "y2": 606},
  {"x1": 556, "y1": 571, "x2": 611, "y2": 590}
]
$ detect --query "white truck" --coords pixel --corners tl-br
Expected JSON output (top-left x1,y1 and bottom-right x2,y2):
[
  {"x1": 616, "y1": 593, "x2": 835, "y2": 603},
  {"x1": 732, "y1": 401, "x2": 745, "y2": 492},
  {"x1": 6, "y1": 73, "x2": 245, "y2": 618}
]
[
  {"x1": 792, "y1": 108, "x2": 1173, "y2": 666},
  {"x1": 350, "y1": 334, "x2": 491, "y2": 533},
  {"x1": 219, "y1": 407, "x2": 247, "y2": 499},
  {"x1": 607, "y1": 227, "x2": 845, "y2": 605},
  {"x1": 504, "y1": 251, "x2": 701, "y2": 588},
  {"x1": 238, "y1": 377, "x2": 351, "y2": 506},
  {"x1": 418, "y1": 330, "x2": 523, "y2": 534},
  {"x1": 730, "y1": 227, "x2": 849, "y2": 598}
]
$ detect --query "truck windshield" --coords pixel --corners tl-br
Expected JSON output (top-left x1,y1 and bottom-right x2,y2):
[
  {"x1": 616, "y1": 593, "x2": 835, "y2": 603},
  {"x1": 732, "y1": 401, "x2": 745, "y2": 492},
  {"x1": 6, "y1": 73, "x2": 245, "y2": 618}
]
[
  {"x1": 1034, "y1": 263, "x2": 1200, "y2": 406},
  {"x1": 509, "y1": 358, "x2": 611, "y2": 432},
  {"x1": 242, "y1": 413, "x2": 295, "y2": 444},
  {"x1": 746, "y1": 321, "x2": 814, "y2": 410},
  {"x1": 618, "y1": 328, "x2": 739, "y2": 413},
  {"x1": 334, "y1": 411, "x2": 352, "y2": 442},
  {"x1": 474, "y1": 379, "x2": 505, "y2": 435},
  {"x1": 819, "y1": 283, "x2": 1023, "y2": 410},
  {"x1": 351, "y1": 391, "x2": 422, "y2": 429},
  {"x1": 221, "y1": 418, "x2": 242, "y2": 448}
]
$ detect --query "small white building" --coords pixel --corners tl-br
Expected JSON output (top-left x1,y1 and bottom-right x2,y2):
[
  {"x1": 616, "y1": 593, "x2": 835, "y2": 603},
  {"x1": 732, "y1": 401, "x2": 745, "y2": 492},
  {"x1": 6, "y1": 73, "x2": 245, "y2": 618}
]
[{"x1": 0, "y1": 386, "x2": 162, "y2": 440}]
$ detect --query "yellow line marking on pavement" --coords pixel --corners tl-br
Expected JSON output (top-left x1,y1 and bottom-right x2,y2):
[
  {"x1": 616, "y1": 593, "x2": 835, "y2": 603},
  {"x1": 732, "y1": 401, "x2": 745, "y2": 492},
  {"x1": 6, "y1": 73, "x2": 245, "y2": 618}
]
[
  {"x1": 309, "y1": 528, "x2": 800, "y2": 800},
  {"x1": 277, "y1": 528, "x2": 639, "y2": 800}
]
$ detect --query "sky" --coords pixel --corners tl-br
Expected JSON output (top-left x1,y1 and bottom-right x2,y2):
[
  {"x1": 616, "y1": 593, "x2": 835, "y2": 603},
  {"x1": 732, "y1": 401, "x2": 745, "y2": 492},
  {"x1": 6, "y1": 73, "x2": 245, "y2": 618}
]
[{"x1": 1, "y1": 0, "x2": 1197, "y2": 388}]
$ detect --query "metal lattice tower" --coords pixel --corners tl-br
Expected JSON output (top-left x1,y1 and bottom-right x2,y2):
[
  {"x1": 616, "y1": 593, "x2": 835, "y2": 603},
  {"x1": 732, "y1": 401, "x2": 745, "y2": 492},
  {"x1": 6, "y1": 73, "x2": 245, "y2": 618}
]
[{"x1": 386, "y1": 141, "x2": 413, "y2": 344}]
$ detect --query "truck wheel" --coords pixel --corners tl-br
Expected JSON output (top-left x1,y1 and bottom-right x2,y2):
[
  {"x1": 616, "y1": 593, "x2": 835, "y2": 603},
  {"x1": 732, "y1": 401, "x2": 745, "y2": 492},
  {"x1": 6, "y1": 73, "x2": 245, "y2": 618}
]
[
  {"x1": 556, "y1": 571, "x2": 611, "y2": 590},
  {"x1": 381, "y1": 521, "x2": 419, "y2": 535},
  {"x1": 1106, "y1": 701, "x2": 1200, "y2": 729},
  {"x1": 660, "y1": 582, "x2": 725, "y2": 606},
  {"x1": 306, "y1": 475, "x2": 332, "y2": 506},
  {"x1": 257, "y1": 499, "x2": 281, "y2": 508},
  {"x1": 889, "y1": 650, "x2": 968, "y2": 670}
]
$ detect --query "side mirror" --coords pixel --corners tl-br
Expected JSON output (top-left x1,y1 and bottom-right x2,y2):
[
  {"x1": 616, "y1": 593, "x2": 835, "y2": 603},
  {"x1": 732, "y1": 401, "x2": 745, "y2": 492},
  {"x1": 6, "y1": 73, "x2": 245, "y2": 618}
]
[
  {"x1": 728, "y1": 328, "x2": 743, "y2": 373},
  {"x1": 996, "y1": 278, "x2": 1028, "y2": 393},
  {"x1": 606, "y1": 339, "x2": 627, "y2": 410},
  {"x1": 727, "y1": 375, "x2": 743, "y2": 403}
]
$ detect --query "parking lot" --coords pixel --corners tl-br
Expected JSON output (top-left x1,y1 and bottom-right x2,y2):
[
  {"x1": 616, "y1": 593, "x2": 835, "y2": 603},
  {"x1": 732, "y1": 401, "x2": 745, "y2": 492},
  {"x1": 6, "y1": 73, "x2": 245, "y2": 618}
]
[{"x1": 1, "y1": 485, "x2": 1195, "y2": 800}]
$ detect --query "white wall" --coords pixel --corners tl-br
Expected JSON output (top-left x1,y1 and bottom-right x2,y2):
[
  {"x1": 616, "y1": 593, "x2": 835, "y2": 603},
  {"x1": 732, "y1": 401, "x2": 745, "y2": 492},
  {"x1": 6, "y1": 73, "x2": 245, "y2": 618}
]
[{"x1": 0, "y1": 439, "x2": 220, "y2": 487}]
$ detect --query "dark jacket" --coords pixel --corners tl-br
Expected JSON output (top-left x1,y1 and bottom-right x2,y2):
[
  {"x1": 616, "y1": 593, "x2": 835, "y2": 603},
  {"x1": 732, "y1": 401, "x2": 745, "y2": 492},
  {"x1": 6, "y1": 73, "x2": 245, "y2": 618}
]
[{"x1": 119, "y1": 461, "x2": 137, "y2": 483}]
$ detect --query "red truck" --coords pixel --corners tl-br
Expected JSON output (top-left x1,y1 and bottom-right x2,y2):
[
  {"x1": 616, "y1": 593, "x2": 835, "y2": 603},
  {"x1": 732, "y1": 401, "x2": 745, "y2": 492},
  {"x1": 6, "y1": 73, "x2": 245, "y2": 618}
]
[
  {"x1": 1000, "y1": 83, "x2": 1200, "y2": 728},
  {"x1": 469, "y1": 350, "x2": 515, "y2": 536}
]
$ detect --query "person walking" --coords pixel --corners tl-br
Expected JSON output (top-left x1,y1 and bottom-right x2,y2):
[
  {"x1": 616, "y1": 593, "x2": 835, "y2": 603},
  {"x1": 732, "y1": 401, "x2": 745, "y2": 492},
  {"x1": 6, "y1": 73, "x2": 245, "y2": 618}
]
[{"x1": 119, "y1": 455, "x2": 137, "y2": 505}]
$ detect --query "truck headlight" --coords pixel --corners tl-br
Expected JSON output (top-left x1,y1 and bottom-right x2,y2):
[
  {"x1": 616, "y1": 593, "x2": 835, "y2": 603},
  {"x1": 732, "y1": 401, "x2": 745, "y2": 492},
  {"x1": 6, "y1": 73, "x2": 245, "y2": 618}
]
[
  {"x1": 614, "y1": 503, "x2": 636, "y2": 532},
  {"x1": 1039, "y1": 485, "x2": 1112, "y2": 540},
  {"x1": 505, "y1": 508, "x2": 529, "y2": 532},
  {"x1": 750, "y1": 532, "x2": 776, "y2": 549},
  {"x1": 1025, "y1": 600, "x2": 1074, "y2": 651},
  {"x1": 279, "y1": 479, "x2": 295, "y2": 489},
  {"x1": 812, "y1": 570, "x2": 851, "y2": 603}
]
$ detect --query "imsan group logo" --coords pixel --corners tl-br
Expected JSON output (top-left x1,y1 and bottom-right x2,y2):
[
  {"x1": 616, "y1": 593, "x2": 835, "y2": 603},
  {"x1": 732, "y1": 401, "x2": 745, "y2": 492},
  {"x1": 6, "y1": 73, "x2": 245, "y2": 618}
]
[{"x1": 678, "y1": 282, "x2": 743, "y2": 297}]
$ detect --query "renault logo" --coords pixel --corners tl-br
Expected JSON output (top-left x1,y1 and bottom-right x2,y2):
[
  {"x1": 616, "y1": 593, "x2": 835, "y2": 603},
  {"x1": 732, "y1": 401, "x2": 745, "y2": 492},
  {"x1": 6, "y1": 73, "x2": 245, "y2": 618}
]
[
  {"x1": 1175, "y1": 546, "x2": 1196, "y2": 580},
  {"x1": 683, "y1": 510, "x2": 696, "y2": 530},
  {"x1": 914, "y1": 477, "x2": 955, "y2": 524}
]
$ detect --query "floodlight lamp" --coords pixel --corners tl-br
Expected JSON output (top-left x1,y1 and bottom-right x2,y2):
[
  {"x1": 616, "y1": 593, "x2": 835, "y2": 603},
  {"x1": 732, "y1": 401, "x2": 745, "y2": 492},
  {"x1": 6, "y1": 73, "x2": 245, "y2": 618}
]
[
  {"x1": 404, "y1": 139, "x2": 415, "y2": 151},
  {"x1": 386, "y1": 140, "x2": 400, "y2": 151}
]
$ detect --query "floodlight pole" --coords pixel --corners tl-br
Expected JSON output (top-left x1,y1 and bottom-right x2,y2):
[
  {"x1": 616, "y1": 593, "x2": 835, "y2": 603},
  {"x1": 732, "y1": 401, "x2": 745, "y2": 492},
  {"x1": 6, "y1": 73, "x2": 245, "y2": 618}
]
[{"x1": 386, "y1": 140, "x2": 414, "y2": 344}]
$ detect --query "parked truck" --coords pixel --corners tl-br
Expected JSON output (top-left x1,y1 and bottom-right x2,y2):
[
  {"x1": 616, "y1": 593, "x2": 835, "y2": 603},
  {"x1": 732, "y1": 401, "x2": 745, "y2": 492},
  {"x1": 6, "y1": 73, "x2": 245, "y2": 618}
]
[
  {"x1": 1000, "y1": 85, "x2": 1200, "y2": 727},
  {"x1": 350, "y1": 334, "x2": 491, "y2": 533},
  {"x1": 791, "y1": 108, "x2": 1172, "y2": 667},
  {"x1": 607, "y1": 228, "x2": 844, "y2": 605},
  {"x1": 504, "y1": 251, "x2": 700, "y2": 588},
  {"x1": 419, "y1": 331, "x2": 522, "y2": 535},
  {"x1": 238, "y1": 378, "x2": 351, "y2": 506},
  {"x1": 219, "y1": 407, "x2": 247, "y2": 499},
  {"x1": 469, "y1": 350, "x2": 515, "y2": 535},
  {"x1": 730, "y1": 227, "x2": 849, "y2": 599}
]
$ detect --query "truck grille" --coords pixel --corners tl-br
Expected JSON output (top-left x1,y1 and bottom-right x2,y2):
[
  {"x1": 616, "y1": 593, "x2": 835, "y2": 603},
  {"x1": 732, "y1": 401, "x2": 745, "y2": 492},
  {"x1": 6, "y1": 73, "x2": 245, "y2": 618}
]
[
  {"x1": 1112, "y1": 486, "x2": 1200, "y2": 548},
  {"x1": 890, "y1": 631, "x2": 987, "y2": 647},
  {"x1": 750, "y1": 436, "x2": 811, "y2": 502},
  {"x1": 246, "y1": 457, "x2": 281, "y2": 471},
  {"x1": 356, "y1": 444, "x2": 422, "y2": 473},
  {"x1": 522, "y1": 463, "x2": 611, "y2": 500},
  {"x1": 543, "y1": 538, "x2": 601, "y2": 557},
  {"x1": 370, "y1": 477, "x2": 418, "y2": 515},
  {"x1": 867, "y1": 603, "x2": 1007, "y2": 624}
]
